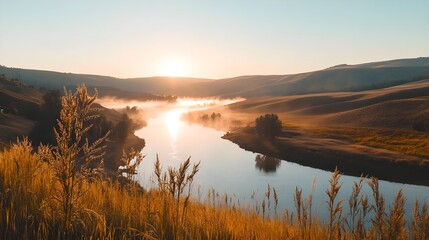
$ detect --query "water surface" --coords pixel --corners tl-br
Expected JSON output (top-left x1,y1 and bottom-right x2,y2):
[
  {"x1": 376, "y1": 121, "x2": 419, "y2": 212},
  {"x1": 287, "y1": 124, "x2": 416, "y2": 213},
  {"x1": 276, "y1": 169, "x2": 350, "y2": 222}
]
[{"x1": 103, "y1": 99, "x2": 429, "y2": 220}]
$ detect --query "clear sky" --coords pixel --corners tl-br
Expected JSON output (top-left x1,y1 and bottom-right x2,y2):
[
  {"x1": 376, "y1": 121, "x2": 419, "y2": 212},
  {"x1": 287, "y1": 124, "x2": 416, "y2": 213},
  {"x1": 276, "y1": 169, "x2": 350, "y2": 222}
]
[{"x1": 1, "y1": 1, "x2": 428, "y2": 79}]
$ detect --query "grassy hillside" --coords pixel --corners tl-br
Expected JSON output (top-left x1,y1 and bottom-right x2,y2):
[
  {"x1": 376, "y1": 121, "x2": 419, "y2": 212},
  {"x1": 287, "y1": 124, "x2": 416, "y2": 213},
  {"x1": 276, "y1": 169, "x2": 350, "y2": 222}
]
[
  {"x1": 0, "y1": 75, "x2": 44, "y2": 146},
  {"x1": 0, "y1": 65, "x2": 209, "y2": 98},
  {"x1": 2, "y1": 57, "x2": 429, "y2": 98},
  {"x1": 0, "y1": 77, "x2": 144, "y2": 175},
  {"x1": 225, "y1": 79, "x2": 429, "y2": 130}
]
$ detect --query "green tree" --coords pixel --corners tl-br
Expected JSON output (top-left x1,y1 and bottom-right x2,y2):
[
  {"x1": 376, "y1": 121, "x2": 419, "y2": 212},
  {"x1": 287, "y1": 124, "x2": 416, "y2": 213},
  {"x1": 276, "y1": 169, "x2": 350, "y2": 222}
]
[{"x1": 255, "y1": 113, "x2": 282, "y2": 139}]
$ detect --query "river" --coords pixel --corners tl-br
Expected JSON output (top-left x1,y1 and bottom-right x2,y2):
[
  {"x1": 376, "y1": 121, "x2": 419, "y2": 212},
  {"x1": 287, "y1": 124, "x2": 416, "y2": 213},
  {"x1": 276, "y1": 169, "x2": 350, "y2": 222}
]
[{"x1": 101, "y1": 98, "x2": 429, "y2": 220}]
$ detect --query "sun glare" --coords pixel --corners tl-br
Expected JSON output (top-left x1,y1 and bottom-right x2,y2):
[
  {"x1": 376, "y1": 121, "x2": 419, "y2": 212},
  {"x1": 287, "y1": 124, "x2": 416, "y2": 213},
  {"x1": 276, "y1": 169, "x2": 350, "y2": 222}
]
[
  {"x1": 160, "y1": 58, "x2": 186, "y2": 77},
  {"x1": 164, "y1": 109, "x2": 182, "y2": 140}
]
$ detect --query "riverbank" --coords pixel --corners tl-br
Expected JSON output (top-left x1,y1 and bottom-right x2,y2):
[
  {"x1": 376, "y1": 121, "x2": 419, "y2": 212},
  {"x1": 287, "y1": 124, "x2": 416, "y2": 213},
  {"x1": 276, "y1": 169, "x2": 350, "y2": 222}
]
[
  {"x1": 222, "y1": 126, "x2": 429, "y2": 186},
  {"x1": 103, "y1": 132, "x2": 146, "y2": 177}
]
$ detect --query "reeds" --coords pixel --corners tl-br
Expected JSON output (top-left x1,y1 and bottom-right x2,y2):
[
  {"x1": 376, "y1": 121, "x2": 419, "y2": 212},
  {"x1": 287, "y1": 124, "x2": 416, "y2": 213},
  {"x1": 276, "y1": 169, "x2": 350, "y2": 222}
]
[
  {"x1": 368, "y1": 176, "x2": 386, "y2": 239},
  {"x1": 344, "y1": 175, "x2": 366, "y2": 239},
  {"x1": 325, "y1": 167, "x2": 344, "y2": 240},
  {"x1": 154, "y1": 156, "x2": 200, "y2": 239},
  {"x1": 411, "y1": 200, "x2": 429, "y2": 239}
]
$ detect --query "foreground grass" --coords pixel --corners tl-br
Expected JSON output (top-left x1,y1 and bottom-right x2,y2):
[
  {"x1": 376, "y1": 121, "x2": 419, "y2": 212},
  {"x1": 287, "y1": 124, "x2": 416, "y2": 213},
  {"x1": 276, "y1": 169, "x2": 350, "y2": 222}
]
[{"x1": 0, "y1": 139, "x2": 428, "y2": 239}]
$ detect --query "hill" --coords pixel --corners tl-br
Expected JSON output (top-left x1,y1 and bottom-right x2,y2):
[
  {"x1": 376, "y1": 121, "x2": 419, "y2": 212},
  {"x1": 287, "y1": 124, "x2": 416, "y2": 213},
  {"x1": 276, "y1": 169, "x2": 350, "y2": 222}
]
[
  {"x1": 0, "y1": 75, "x2": 44, "y2": 146},
  {"x1": 212, "y1": 79, "x2": 429, "y2": 185},
  {"x1": 0, "y1": 65, "x2": 209, "y2": 98},
  {"x1": 195, "y1": 57, "x2": 429, "y2": 98},
  {"x1": 224, "y1": 79, "x2": 429, "y2": 130},
  {"x1": 0, "y1": 75, "x2": 144, "y2": 175},
  {"x1": 1, "y1": 57, "x2": 429, "y2": 98}
]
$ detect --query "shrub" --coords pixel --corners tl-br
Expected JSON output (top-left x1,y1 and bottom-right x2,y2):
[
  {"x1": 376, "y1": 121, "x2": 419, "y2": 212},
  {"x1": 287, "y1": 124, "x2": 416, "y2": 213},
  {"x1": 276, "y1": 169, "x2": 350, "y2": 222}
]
[{"x1": 255, "y1": 113, "x2": 282, "y2": 139}]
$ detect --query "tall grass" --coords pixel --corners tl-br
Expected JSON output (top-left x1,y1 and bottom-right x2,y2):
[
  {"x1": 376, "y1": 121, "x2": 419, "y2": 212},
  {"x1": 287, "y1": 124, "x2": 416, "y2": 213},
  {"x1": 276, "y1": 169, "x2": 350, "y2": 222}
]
[
  {"x1": 326, "y1": 167, "x2": 343, "y2": 240},
  {"x1": 1, "y1": 140, "x2": 428, "y2": 239}
]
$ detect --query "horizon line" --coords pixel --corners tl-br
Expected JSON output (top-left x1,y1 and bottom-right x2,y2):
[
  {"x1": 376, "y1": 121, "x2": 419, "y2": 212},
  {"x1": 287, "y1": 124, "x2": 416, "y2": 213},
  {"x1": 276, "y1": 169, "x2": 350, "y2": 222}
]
[{"x1": 1, "y1": 56, "x2": 428, "y2": 80}]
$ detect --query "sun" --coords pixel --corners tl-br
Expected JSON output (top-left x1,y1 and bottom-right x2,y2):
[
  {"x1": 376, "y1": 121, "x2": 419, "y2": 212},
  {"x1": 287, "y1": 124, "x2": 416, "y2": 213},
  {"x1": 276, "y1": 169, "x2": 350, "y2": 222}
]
[{"x1": 160, "y1": 58, "x2": 186, "y2": 77}]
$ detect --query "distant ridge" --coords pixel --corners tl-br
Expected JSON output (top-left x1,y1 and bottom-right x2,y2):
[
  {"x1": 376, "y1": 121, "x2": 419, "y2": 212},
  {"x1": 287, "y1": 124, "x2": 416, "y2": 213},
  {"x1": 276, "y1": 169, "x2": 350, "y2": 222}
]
[{"x1": 1, "y1": 57, "x2": 429, "y2": 98}]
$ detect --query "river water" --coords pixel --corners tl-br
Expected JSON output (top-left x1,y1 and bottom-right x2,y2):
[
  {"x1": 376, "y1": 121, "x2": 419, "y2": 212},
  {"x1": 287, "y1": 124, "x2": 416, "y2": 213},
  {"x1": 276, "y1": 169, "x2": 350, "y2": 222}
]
[{"x1": 102, "y1": 98, "x2": 429, "y2": 220}]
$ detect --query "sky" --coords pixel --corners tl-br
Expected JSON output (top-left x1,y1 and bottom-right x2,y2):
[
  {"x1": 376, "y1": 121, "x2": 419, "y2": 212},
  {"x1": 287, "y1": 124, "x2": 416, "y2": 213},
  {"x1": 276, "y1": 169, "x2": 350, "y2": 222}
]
[{"x1": 1, "y1": 0, "x2": 428, "y2": 79}]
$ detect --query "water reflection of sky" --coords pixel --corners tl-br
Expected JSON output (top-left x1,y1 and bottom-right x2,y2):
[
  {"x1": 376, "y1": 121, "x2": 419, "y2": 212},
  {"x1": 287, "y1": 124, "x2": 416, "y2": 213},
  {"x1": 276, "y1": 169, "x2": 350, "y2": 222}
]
[{"x1": 100, "y1": 98, "x2": 429, "y2": 221}]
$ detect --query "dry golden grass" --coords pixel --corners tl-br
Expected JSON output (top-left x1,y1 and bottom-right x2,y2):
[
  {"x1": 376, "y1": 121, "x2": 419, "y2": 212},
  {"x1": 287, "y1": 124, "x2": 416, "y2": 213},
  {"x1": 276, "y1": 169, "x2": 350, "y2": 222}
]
[{"x1": 0, "y1": 139, "x2": 428, "y2": 239}]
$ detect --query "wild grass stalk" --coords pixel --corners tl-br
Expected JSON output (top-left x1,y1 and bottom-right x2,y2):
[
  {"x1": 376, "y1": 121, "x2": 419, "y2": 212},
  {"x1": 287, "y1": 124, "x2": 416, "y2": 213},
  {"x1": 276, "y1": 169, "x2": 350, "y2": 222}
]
[
  {"x1": 273, "y1": 187, "x2": 279, "y2": 217},
  {"x1": 411, "y1": 200, "x2": 429, "y2": 240},
  {"x1": 154, "y1": 156, "x2": 200, "y2": 239},
  {"x1": 344, "y1": 175, "x2": 365, "y2": 239},
  {"x1": 387, "y1": 190, "x2": 405, "y2": 240},
  {"x1": 326, "y1": 167, "x2": 344, "y2": 240},
  {"x1": 369, "y1": 176, "x2": 386, "y2": 239}
]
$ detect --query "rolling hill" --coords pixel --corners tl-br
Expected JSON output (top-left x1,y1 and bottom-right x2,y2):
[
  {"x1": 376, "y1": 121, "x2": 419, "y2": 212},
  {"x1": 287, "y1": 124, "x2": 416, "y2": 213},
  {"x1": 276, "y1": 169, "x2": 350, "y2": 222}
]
[
  {"x1": 1, "y1": 57, "x2": 429, "y2": 98},
  {"x1": 225, "y1": 78, "x2": 429, "y2": 129},
  {"x1": 0, "y1": 75, "x2": 44, "y2": 146},
  {"x1": 0, "y1": 66, "x2": 210, "y2": 98},
  {"x1": 0, "y1": 75, "x2": 144, "y2": 176},
  {"x1": 216, "y1": 78, "x2": 429, "y2": 185}
]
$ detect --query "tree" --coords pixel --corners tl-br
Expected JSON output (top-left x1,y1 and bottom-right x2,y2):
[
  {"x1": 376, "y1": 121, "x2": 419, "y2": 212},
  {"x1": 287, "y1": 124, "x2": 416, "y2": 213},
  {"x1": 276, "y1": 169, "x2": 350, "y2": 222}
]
[
  {"x1": 37, "y1": 85, "x2": 108, "y2": 239},
  {"x1": 112, "y1": 113, "x2": 132, "y2": 141},
  {"x1": 255, "y1": 113, "x2": 282, "y2": 139},
  {"x1": 210, "y1": 112, "x2": 221, "y2": 120},
  {"x1": 87, "y1": 114, "x2": 112, "y2": 142},
  {"x1": 29, "y1": 90, "x2": 61, "y2": 146}
]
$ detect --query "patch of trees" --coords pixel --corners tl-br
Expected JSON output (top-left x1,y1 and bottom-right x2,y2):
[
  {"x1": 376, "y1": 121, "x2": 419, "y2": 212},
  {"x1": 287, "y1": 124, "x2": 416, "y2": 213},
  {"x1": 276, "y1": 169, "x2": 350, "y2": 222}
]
[
  {"x1": 200, "y1": 112, "x2": 222, "y2": 121},
  {"x1": 30, "y1": 90, "x2": 134, "y2": 146},
  {"x1": 125, "y1": 106, "x2": 139, "y2": 114},
  {"x1": 162, "y1": 95, "x2": 178, "y2": 103},
  {"x1": 255, "y1": 113, "x2": 282, "y2": 139},
  {"x1": 111, "y1": 113, "x2": 132, "y2": 142},
  {"x1": 29, "y1": 90, "x2": 62, "y2": 145},
  {"x1": 87, "y1": 114, "x2": 112, "y2": 142}
]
